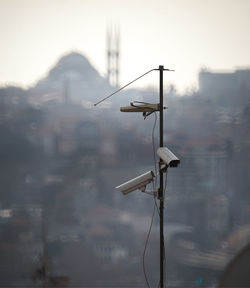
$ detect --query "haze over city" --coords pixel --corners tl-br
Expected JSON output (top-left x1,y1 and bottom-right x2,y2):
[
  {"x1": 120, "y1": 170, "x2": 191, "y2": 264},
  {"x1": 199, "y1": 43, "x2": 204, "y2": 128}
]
[
  {"x1": 0, "y1": 0, "x2": 250, "y2": 92},
  {"x1": 0, "y1": 1, "x2": 250, "y2": 287}
]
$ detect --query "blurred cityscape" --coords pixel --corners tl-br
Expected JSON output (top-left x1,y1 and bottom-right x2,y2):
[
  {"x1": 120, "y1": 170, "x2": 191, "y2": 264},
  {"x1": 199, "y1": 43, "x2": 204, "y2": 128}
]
[{"x1": 0, "y1": 52, "x2": 250, "y2": 287}]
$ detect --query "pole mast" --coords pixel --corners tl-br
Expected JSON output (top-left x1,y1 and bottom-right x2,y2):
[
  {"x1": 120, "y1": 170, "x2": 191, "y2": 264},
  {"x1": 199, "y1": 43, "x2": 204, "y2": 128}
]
[
  {"x1": 94, "y1": 65, "x2": 175, "y2": 288},
  {"x1": 159, "y1": 65, "x2": 164, "y2": 288}
]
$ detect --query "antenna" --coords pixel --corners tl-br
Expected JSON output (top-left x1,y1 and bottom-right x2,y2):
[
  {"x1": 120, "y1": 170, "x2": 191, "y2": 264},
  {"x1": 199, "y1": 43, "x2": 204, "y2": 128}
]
[{"x1": 107, "y1": 25, "x2": 120, "y2": 87}]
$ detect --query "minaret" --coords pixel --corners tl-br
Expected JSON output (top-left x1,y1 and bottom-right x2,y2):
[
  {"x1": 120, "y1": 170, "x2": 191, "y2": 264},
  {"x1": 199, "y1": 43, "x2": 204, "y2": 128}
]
[{"x1": 107, "y1": 25, "x2": 120, "y2": 87}]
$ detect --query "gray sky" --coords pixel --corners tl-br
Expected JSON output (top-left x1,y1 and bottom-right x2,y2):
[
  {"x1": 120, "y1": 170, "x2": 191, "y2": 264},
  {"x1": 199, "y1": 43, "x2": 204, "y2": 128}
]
[{"x1": 0, "y1": 0, "x2": 249, "y2": 92}]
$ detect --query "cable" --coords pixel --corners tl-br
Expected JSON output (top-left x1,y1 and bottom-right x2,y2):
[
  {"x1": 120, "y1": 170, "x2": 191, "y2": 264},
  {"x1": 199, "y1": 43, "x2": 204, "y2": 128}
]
[
  {"x1": 142, "y1": 111, "x2": 159, "y2": 288},
  {"x1": 163, "y1": 171, "x2": 168, "y2": 288},
  {"x1": 152, "y1": 113, "x2": 168, "y2": 288},
  {"x1": 142, "y1": 195, "x2": 156, "y2": 288},
  {"x1": 163, "y1": 169, "x2": 168, "y2": 199},
  {"x1": 151, "y1": 119, "x2": 168, "y2": 288},
  {"x1": 94, "y1": 69, "x2": 156, "y2": 106},
  {"x1": 94, "y1": 67, "x2": 174, "y2": 106},
  {"x1": 151, "y1": 112, "x2": 160, "y2": 216},
  {"x1": 152, "y1": 112, "x2": 158, "y2": 185}
]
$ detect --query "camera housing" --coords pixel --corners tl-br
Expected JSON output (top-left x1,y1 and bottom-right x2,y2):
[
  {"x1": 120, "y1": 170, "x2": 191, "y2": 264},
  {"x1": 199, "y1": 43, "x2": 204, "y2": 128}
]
[
  {"x1": 115, "y1": 171, "x2": 155, "y2": 195},
  {"x1": 157, "y1": 147, "x2": 180, "y2": 168}
]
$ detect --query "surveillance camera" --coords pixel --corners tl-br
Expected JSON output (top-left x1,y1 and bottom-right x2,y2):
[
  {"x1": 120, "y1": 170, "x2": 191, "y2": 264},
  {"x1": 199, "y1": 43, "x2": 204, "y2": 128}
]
[
  {"x1": 115, "y1": 171, "x2": 155, "y2": 195},
  {"x1": 157, "y1": 147, "x2": 180, "y2": 168}
]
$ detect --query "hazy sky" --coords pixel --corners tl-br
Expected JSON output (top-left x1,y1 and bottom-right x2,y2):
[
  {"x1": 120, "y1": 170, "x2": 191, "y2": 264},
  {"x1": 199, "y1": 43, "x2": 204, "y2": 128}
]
[{"x1": 0, "y1": 0, "x2": 249, "y2": 92}]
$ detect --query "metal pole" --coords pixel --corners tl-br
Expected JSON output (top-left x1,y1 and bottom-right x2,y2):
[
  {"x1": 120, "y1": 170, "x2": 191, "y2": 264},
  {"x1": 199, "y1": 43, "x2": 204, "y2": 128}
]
[
  {"x1": 95, "y1": 64, "x2": 174, "y2": 287},
  {"x1": 159, "y1": 65, "x2": 164, "y2": 288}
]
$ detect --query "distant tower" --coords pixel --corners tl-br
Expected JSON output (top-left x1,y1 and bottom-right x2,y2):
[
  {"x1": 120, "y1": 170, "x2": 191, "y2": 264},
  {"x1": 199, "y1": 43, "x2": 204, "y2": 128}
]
[{"x1": 107, "y1": 25, "x2": 120, "y2": 87}]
